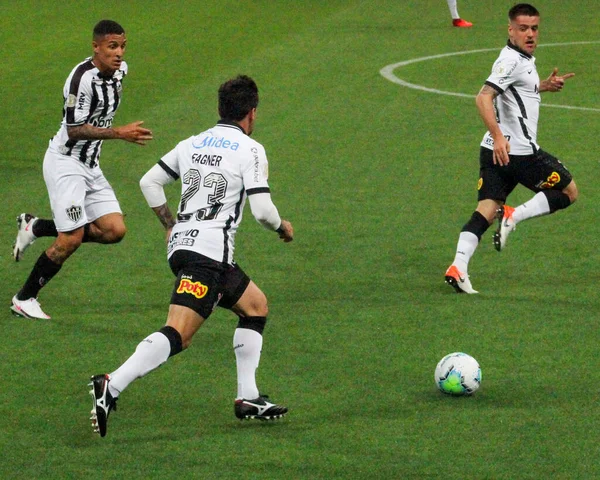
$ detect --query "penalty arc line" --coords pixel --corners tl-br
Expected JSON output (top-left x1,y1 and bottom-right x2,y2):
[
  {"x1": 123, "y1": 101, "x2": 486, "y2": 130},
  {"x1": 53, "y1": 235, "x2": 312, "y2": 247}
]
[{"x1": 379, "y1": 41, "x2": 600, "y2": 112}]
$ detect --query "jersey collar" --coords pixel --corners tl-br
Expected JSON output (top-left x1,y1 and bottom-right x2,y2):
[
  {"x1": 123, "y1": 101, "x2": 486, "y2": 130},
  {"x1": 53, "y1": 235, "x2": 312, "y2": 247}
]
[
  {"x1": 217, "y1": 119, "x2": 246, "y2": 135},
  {"x1": 506, "y1": 40, "x2": 533, "y2": 59}
]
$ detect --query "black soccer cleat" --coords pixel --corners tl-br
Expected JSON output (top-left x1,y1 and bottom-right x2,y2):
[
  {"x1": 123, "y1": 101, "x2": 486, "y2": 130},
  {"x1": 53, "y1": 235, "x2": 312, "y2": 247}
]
[
  {"x1": 234, "y1": 394, "x2": 288, "y2": 421},
  {"x1": 89, "y1": 374, "x2": 117, "y2": 437}
]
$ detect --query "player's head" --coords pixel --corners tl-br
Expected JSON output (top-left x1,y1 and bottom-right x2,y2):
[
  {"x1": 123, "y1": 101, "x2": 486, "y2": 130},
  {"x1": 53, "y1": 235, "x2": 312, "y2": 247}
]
[
  {"x1": 218, "y1": 75, "x2": 259, "y2": 134},
  {"x1": 93, "y1": 20, "x2": 125, "y2": 39},
  {"x1": 92, "y1": 20, "x2": 127, "y2": 75},
  {"x1": 508, "y1": 4, "x2": 540, "y2": 55}
]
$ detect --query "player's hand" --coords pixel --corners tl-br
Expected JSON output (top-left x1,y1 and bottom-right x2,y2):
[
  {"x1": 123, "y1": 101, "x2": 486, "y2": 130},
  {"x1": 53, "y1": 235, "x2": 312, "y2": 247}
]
[
  {"x1": 116, "y1": 121, "x2": 153, "y2": 145},
  {"x1": 492, "y1": 134, "x2": 510, "y2": 166},
  {"x1": 542, "y1": 68, "x2": 575, "y2": 92},
  {"x1": 277, "y1": 220, "x2": 294, "y2": 243}
]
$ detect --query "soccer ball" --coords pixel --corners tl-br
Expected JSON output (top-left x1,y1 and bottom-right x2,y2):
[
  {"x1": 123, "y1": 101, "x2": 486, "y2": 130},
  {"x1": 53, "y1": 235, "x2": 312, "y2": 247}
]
[{"x1": 435, "y1": 352, "x2": 481, "y2": 396}]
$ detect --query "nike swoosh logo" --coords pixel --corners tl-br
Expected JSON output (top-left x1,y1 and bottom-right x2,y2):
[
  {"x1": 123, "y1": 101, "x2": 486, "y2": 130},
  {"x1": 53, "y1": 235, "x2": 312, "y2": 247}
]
[
  {"x1": 459, "y1": 276, "x2": 465, "y2": 283},
  {"x1": 527, "y1": 70, "x2": 533, "y2": 74}
]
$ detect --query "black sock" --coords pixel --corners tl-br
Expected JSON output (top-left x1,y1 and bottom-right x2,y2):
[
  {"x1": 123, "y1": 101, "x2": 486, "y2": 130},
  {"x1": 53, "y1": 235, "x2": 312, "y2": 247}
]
[
  {"x1": 543, "y1": 190, "x2": 571, "y2": 213},
  {"x1": 159, "y1": 326, "x2": 183, "y2": 357},
  {"x1": 237, "y1": 316, "x2": 267, "y2": 335},
  {"x1": 32, "y1": 219, "x2": 58, "y2": 238},
  {"x1": 17, "y1": 252, "x2": 62, "y2": 300},
  {"x1": 461, "y1": 211, "x2": 490, "y2": 241}
]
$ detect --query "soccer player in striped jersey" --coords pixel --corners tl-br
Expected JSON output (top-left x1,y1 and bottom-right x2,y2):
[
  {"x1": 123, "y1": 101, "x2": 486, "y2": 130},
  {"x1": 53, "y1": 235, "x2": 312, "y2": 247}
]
[
  {"x1": 89, "y1": 75, "x2": 294, "y2": 436},
  {"x1": 11, "y1": 20, "x2": 152, "y2": 319},
  {"x1": 445, "y1": 3, "x2": 577, "y2": 294}
]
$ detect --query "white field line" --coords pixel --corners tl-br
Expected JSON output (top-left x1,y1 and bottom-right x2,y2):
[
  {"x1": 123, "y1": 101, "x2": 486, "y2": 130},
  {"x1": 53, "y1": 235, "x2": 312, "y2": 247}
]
[{"x1": 379, "y1": 41, "x2": 600, "y2": 112}]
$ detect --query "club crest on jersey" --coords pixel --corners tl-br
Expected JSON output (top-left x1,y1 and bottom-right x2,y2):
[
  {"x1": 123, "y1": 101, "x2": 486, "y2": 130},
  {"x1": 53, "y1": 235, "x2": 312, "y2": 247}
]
[
  {"x1": 538, "y1": 171, "x2": 560, "y2": 189},
  {"x1": 65, "y1": 205, "x2": 82, "y2": 222},
  {"x1": 177, "y1": 278, "x2": 209, "y2": 299}
]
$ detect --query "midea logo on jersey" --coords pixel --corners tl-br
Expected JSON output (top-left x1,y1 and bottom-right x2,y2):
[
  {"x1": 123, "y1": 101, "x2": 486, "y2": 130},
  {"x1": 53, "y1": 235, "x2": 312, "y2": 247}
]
[{"x1": 192, "y1": 135, "x2": 239, "y2": 150}]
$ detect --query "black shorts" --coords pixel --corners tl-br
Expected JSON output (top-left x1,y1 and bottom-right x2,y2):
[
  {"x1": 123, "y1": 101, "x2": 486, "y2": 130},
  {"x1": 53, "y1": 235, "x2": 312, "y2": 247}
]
[
  {"x1": 477, "y1": 147, "x2": 573, "y2": 202},
  {"x1": 168, "y1": 250, "x2": 251, "y2": 319}
]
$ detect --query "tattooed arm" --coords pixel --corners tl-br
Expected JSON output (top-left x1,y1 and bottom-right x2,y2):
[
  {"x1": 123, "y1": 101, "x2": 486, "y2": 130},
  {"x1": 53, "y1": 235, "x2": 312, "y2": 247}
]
[
  {"x1": 151, "y1": 204, "x2": 176, "y2": 243},
  {"x1": 152, "y1": 204, "x2": 176, "y2": 230},
  {"x1": 475, "y1": 84, "x2": 510, "y2": 166},
  {"x1": 68, "y1": 121, "x2": 153, "y2": 145}
]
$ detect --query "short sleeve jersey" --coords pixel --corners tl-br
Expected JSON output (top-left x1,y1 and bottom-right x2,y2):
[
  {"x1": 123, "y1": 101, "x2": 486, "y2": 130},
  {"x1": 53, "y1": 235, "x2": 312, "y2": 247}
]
[
  {"x1": 480, "y1": 42, "x2": 541, "y2": 155},
  {"x1": 48, "y1": 58, "x2": 128, "y2": 168},
  {"x1": 159, "y1": 121, "x2": 271, "y2": 264}
]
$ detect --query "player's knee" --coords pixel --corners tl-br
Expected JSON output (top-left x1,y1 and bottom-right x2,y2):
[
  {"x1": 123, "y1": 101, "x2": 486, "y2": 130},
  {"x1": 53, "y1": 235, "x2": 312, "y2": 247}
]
[
  {"x1": 105, "y1": 223, "x2": 127, "y2": 243},
  {"x1": 243, "y1": 290, "x2": 268, "y2": 317},
  {"x1": 565, "y1": 182, "x2": 578, "y2": 204},
  {"x1": 254, "y1": 293, "x2": 269, "y2": 317}
]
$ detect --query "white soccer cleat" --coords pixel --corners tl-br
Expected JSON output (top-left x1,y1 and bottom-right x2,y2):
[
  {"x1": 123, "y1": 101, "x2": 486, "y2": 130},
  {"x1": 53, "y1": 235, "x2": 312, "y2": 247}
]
[
  {"x1": 10, "y1": 295, "x2": 51, "y2": 320},
  {"x1": 444, "y1": 265, "x2": 478, "y2": 294},
  {"x1": 13, "y1": 213, "x2": 37, "y2": 262},
  {"x1": 493, "y1": 205, "x2": 516, "y2": 252}
]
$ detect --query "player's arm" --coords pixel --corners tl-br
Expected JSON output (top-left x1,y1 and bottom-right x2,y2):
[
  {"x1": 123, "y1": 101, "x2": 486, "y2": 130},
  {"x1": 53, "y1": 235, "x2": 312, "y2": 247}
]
[
  {"x1": 247, "y1": 192, "x2": 293, "y2": 243},
  {"x1": 64, "y1": 70, "x2": 151, "y2": 145},
  {"x1": 67, "y1": 121, "x2": 153, "y2": 145},
  {"x1": 539, "y1": 68, "x2": 575, "y2": 93},
  {"x1": 476, "y1": 83, "x2": 510, "y2": 166},
  {"x1": 140, "y1": 163, "x2": 177, "y2": 239}
]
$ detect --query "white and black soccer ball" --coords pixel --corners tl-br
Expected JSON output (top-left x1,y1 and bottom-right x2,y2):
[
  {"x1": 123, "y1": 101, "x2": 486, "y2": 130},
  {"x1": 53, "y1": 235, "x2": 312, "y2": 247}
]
[{"x1": 435, "y1": 352, "x2": 481, "y2": 396}]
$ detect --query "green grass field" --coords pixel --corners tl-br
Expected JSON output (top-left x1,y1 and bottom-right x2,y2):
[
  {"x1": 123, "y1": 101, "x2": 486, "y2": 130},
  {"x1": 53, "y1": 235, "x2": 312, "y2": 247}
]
[{"x1": 2, "y1": 1, "x2": 599, "y2": 478}]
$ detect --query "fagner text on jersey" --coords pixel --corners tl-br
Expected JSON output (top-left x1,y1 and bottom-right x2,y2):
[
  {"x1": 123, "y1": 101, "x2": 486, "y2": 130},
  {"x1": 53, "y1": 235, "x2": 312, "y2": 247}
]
[{"x1": 191, "y1": 153, "x2": 222, "y2": 167}]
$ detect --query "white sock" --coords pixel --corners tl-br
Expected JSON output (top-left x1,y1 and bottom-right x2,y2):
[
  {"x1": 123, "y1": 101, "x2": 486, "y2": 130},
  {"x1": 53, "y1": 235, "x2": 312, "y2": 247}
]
[
  {"x1": 233, "y1": 328, "x2": 263, "y2": 400},
  {"x1": 109, "y1": 332, "x2": 171, "y2": 397},
  {"x1": 513, "y1": 192, "x2": 550, "y2": 224},
  {"x1": 452, "y1": 231, "x2": 479, "y2": 274},
  {"x1": 447, "y1": 0, "x2": 459, "y2": 19}
]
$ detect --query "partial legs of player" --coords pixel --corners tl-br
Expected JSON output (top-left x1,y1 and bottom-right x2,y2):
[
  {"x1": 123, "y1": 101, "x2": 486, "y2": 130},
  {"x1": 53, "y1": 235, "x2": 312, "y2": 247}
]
[
  {"x1": 447, "y1": 0, "x2": 473, "y2": 27},
  {"x1": 11, "y1": 213, "x2": 126, "y2": 319}
]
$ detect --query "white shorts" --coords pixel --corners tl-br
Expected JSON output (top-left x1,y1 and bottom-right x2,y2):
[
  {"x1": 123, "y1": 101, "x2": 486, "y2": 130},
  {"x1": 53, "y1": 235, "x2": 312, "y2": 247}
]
[{"x1": 43, "y1": 148, "x2": 122, "y2": 232}]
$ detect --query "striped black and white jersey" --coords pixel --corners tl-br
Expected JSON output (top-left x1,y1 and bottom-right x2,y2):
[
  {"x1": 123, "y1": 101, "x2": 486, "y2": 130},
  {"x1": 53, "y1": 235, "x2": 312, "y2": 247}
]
[
  {"x1": 158, "y1": 120, "x2": 274, "y2": 264},
  {"x1": 48, "y1": 57, "x2": 127, "y2": 168},
  {"x1": 481, "y1": 41, "x2": 540, "y2": 155}
]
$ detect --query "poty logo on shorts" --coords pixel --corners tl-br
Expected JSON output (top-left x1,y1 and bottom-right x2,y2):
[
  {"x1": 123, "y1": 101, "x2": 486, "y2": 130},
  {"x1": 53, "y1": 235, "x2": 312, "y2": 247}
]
[
  {"x1": 177, "y1": 279, "x2": 209, "y2": 299},
  {"x1": 540, "y1": 171, "x2": 561, "y2": 189}
]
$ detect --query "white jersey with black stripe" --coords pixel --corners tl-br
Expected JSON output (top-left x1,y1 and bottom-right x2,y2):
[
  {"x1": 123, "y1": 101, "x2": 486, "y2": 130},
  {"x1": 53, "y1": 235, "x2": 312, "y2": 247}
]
[
  {"x1": 159, "y1": 121, "x2": 272, "y2": 264},
  {"x1": 480, "y1": 42, "x2": 541, "y2": 155},
  {"x1": 48, "y1": 57, "x2": 127, "y2": 167}
]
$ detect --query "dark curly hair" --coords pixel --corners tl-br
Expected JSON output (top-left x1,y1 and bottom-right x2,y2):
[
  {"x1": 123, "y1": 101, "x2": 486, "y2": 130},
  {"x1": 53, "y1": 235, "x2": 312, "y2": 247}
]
[{"x1": 218, "y1": 75, "x2": 259, "y2": 121}]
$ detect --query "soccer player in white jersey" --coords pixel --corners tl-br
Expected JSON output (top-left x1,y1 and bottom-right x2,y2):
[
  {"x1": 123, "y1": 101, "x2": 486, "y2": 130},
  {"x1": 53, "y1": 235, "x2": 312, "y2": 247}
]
[
  {"x1": 445, "y1": 3, "x2": 577, "y2": 294},
  {"x1": 447, "y1": 0, "x2": 472, "y2": 28},
  {"x1": 10, "y1": 20, "x2": 152, "y2": 319},
  {"x1": 89, "y1": 75, "x2": 294, "y2": 437}
]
